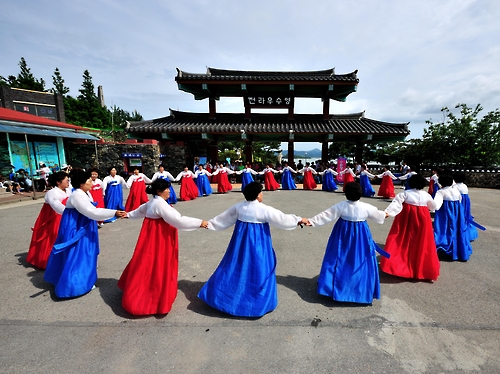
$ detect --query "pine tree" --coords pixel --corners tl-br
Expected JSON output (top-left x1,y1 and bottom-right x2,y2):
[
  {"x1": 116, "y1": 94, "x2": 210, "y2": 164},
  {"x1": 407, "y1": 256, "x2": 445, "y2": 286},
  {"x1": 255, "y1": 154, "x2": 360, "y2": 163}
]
[
  {"x1": 51, "y1": 67, "x2": 70, "y2": 95},
  {"x1": 12, "y1": 57, "x2": 46, "y2": 91}
]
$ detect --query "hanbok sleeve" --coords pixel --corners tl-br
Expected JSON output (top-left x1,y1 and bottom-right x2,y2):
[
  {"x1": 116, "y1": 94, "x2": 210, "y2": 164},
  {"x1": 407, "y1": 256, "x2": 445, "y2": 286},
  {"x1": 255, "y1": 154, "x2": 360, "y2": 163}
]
[
  {"x1": 385, "y1": 192, "x2": 406, "y2": 216},
  {"x1": 165, "y1": 172, "x2": 175, "y2": 181},
  {"x1": 101, "y1": 177, "x2": 109, "y2": 195},
  {"x1": 120, "y1": 176, "x2": 128, "y2": 188},
  {"x1": 141, "y1": 173, "x2": 152, "y2": 183},
  {"x1": 155, "y1": 200, "x2": 203, "y2": 231},
  {"x1": 366, "y1": 204, "x2": 386, "y2": 224},
  {"x1": 174, "y1": 172, "x2": 183, "y2": 181},
  {"x1": 45, "y1": 190, "x2": 66, "y2": 214},
  {"x1": 208, "y1": 205, "x2": 239, "y2": 231},
  {"x1": 127, "y1": 202, "x2": 148, "y2": 218},
  {"x1": 151, "y1": 173, "x2": 158, "y2": 182},
  {"x1": 71, "y1": 190, "x2": 117, "y2": 221},
  {"x1": 434, "y1": 190, "x2": 444, "y2": 210},
  {"x1": 126, "y1": 176, "x2": 134, "y2": 188},
  {"x1": 263, "y1": 205, "x2": 301, "y2": 230},
  {"x1": 364, "y1": 171, "x2": 376, "y2": 178},
  {"x1": 309, "y1": 204, "x2": 342, "y2": 227}
]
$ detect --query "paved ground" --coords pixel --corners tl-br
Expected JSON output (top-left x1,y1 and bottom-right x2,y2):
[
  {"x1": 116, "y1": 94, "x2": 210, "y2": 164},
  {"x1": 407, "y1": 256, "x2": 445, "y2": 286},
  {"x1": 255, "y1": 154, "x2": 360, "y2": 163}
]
[{"x1": 0, "y1": 183, "x2": 499, "y2": 373}]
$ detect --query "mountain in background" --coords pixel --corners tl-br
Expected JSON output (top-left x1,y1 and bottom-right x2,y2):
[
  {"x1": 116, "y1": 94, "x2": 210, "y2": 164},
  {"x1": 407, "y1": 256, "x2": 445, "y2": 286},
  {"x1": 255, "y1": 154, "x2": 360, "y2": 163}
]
[{"x1": 281, "y1": 148, "x2": 321, "y2": 159}]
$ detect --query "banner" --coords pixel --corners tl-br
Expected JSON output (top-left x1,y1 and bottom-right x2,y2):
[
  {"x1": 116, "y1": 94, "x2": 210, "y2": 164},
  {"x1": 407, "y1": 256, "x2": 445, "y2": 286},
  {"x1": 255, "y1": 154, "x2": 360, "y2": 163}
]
[{"x1": 336, "y1": 157, "x2": 346, "y2": 183}]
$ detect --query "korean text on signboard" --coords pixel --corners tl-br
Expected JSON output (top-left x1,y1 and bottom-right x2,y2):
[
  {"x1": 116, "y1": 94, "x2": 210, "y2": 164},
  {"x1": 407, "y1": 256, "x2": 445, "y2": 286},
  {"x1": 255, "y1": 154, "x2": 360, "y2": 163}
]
[{"x1": 244, "y1": 95, "x2": 294, "y2": 108}]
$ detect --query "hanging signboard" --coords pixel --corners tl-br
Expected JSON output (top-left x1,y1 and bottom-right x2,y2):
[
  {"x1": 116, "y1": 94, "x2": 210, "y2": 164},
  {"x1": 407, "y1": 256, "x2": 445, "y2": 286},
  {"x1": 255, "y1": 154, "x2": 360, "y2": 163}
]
[{"x1": 244, "y1": 95, "x2": 294, "y2": 109}]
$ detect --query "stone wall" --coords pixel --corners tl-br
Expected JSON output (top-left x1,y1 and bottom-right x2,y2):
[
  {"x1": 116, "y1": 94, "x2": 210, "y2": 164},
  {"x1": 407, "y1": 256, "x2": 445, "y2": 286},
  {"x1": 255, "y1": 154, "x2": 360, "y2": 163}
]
[{"x1": 368, "y1": 167, "x2": 500, "y2": 189}]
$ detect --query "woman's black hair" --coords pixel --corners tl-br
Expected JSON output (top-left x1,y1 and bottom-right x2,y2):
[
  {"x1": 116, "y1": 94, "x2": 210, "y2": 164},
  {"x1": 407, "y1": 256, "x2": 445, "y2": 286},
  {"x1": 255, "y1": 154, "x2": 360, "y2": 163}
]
[
  {"x1": 438, "y1": 174, "x2": 454, "y2": 188},
  {"x1": 147, "y1": 178, "x2": 171, "y2": 196},
  {"x1": 108, "y1": 166, "x2": 117, "y2": 174},
  {"x1": 344, "y1": 182, "x2": 362, "y2": 201},
  {"x1": 89, "y1": 167, "x2": 99, "y2": 174},
  {"x1": 158, "y1": 164, "x2": 165, "y2": 169},
  {"x1": 48, "y1": 171, "x2": 68, "y2": 186},
  {"x1": 408, "y1": 173, "x2": 426, "y2": 190},
  {"x1": 243, "y1": 181, "x2": 262, "y2": 201},
  {"x1": 453, "y1": 172, "x2": 466, "y2": 183},
  {"x1": 70, "y1": 168, "x2": 91, "y2": 188}
]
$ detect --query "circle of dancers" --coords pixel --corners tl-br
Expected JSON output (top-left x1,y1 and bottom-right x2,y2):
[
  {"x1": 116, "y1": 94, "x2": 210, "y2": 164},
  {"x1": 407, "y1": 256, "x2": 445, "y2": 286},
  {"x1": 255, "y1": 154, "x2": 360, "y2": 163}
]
[{"x1": 25, "y1": 162, "x2": 485, "y2": 318}]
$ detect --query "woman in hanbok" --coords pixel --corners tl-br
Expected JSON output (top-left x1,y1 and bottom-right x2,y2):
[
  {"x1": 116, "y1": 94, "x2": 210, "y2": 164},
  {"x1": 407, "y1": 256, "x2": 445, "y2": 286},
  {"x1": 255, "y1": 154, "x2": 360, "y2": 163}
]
[
  {"x1": 194, "y1": 164, "x2": 213, "y2": 196},
  {"x1": 427, "y1": 168, "x2": 441, "y2": 198},
  {"x1": 44, "y1": 169, "x2": 125, "y2": 298},
  {"x1": 175, "y1": 166, "x2": 199, "y2": 201},
  {"x1": 151, "y1": 164, "x2": 177, "y2": 205},
  {"x1": 236, "y1": 163, "x2": 258, "y2": 191},
  {"x1": 319, "y1": 166, "x2": 338, "y2": 192},
  {"x1": 118, "y1": 179, "x2": 208, "y2": 315},
  {"x1": 125, "y1": 167, "x2": 151, "y2": 211},
  {"x1": 306, "y1": 182, "x2": 388, "y2": 304},
  {"x1": 433, "y1": 174, "x2": 472, "y2": 261},
  {"x1": 376, "y1": 166, "x2": 398, "y2": 199},
  {"x1": 26, "y1": 172, "x2": 71, "y2": 269},
  {"x1": 198, "y1": 182, "x2": 307, "y2": 317},
  {"x1": 338, "y1": 165, "x2": 356, "y2": 192},
  {"x1": 298, "y1": 162, "x2": 318, "y2": 190},
  {"x1": 89, "y1": 168, "x2": 105, "y2": 227},
  {"x1": 358, "y1": 165, "x2": 376, "y2": 197},
  {"x1": 380, "y1": 174, "x2": 440, "y2": 281},
  {"x1": 259, "y1": 164, "x2": 280, "y2": 191},
  {"x1": 280, "y1": 162, "x2": 298, "y2": 190},
  {"x1": 102, "y1": 167, "x2": 128, "y2": 223},
  {"x1": 211, "y1": 162, "x2": 220, "y2": 184},
  {"x1": 453, "y1": 172, "x2": 485, "y2": 242},
  {"x1": 398, "y1": 166, "x2": 417, "y2": 190},
  {"x1": 211, "y1": 163, "x2": 234, "y2": 194}
]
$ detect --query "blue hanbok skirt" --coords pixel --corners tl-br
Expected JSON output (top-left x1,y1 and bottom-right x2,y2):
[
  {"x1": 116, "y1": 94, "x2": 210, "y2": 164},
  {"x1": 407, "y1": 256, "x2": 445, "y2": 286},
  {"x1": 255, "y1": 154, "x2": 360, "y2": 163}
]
[
  {"x1": 196, "y1": 174, "x2": 212, "y2": 196},
  {"x1": 281, "y1": 170, "x2": 297, "y2": 190},
  {"x1": 434, "y1": 200, "x2": 472, "y2": 261},
  {"x1": 44, "y1": 207, "x2": 100, "y2": 298},
  {"x1": 461, "y1": 194, "x2": 479, "y2": 242},
  {"x1": 198, "y1": 220, "x2": 277, "y2": 317},
  {"x1": 359, "y1": 175, "x2": 375, "y2": 197},
  {"x1": 322, "y1": 172, "x2": 338, "y2": 192},
  {"x1": 317, "y1": 218, "x2": 383, "y2": 304},
  {"x1": 104, "y1": 182, "x2": 124, "y2": 222},
  {"x1": 241, "y1": 172, "x2": 254, "y2": 191}
]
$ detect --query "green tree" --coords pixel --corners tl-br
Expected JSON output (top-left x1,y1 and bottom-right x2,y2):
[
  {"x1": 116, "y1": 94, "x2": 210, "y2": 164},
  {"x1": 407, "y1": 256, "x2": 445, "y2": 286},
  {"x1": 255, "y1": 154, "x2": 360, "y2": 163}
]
[
  {"x1": 404, "y1": 104, "x2": 500, "y2": 167},
  {"x1": 7, "y1": 57, "x2": 46, "y2": 91},
  {"x1": 74, "y1": 70, "x2": 111, "y2": 129},
  {"x1": 51, "y1": 67, "x2": 70, "y2": 95}
]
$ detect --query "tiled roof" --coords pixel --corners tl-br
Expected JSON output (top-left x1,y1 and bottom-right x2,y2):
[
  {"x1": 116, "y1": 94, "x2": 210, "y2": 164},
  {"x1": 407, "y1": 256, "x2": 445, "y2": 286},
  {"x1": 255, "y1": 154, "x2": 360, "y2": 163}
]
[
  {"x1": 176, "y1": 67, "x2": 359, "y2": 83},
  {"x1": 127, "y1": 110, "x2": 409, "y2": 136}
]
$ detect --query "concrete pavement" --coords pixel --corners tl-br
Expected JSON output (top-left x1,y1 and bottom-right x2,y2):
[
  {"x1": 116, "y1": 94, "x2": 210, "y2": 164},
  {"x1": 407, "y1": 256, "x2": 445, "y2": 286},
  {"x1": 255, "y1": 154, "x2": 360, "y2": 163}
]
[{"x1": 0, "y1": 184, "x2": 499, "y2": 373}]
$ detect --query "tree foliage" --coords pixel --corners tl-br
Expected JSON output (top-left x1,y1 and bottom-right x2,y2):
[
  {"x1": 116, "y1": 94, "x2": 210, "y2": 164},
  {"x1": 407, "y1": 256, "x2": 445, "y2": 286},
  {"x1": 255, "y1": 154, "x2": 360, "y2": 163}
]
[
  {"x1": 1, "y1": 58, "x2": 142, "y2": 131},
  {"x1": 405, "y1": 104, "x2": 500, "y2": 167},
  {"x1": 218, "y1": 140, "x2": 281, "y2": 165},
  {"x1": 0, "y1": 57, "x2": 46, "y2": 91}
]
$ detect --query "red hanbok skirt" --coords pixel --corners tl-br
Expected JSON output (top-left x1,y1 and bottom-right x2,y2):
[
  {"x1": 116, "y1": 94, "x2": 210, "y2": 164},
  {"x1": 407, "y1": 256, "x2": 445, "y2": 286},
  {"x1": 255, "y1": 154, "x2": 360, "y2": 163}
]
[
  {"x1": 342, "y1": 173, "x2": 355, "y2": 191},
  {"x1": 26, "y1": 199, "x2": 67, "y2": 269},
  {"x1": 303, "y1": 171, "x2": 317, "y2": 190},
  {"x1": 264, "y1": 172, "x2": 280, "y2": 191},
  {"x1": 125, "y1": 180, "x2": 149, "y2": 211},
  {"x1": 217, "y1": 173, "x2": 233, "y2": 193},
  {"x1": 428, "y1": 179, "x2": 435, "y2": 196},
  {"x1": 380, "y1": 203, "x2": 440, "y2": 280},
  {"x1": 89, "y1": 189, "x2": 105, "y2": 209},
  {"x1": 118, "y1": 218, "x2": 179, "y2": 315},
  {"x1": 179, "y1": 176, "x2": 198, "y2": 201},
  {"x1": 378, "y1": 175, "x2": 396, "y2": 198}
]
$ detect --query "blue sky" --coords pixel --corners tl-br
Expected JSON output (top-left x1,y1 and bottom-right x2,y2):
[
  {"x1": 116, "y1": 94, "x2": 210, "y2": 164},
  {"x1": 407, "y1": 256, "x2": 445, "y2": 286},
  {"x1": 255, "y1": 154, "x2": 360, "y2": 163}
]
[{"x1": 1, "y1": 0, "x2": 499, "y2": 151}]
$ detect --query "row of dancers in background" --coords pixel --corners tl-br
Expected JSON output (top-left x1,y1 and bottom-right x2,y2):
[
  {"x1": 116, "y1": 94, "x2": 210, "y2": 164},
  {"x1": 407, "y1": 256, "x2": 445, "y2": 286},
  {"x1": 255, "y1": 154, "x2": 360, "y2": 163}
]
[{"x1": 25, "y1": 164, "x2": 485, "y2": 318}]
